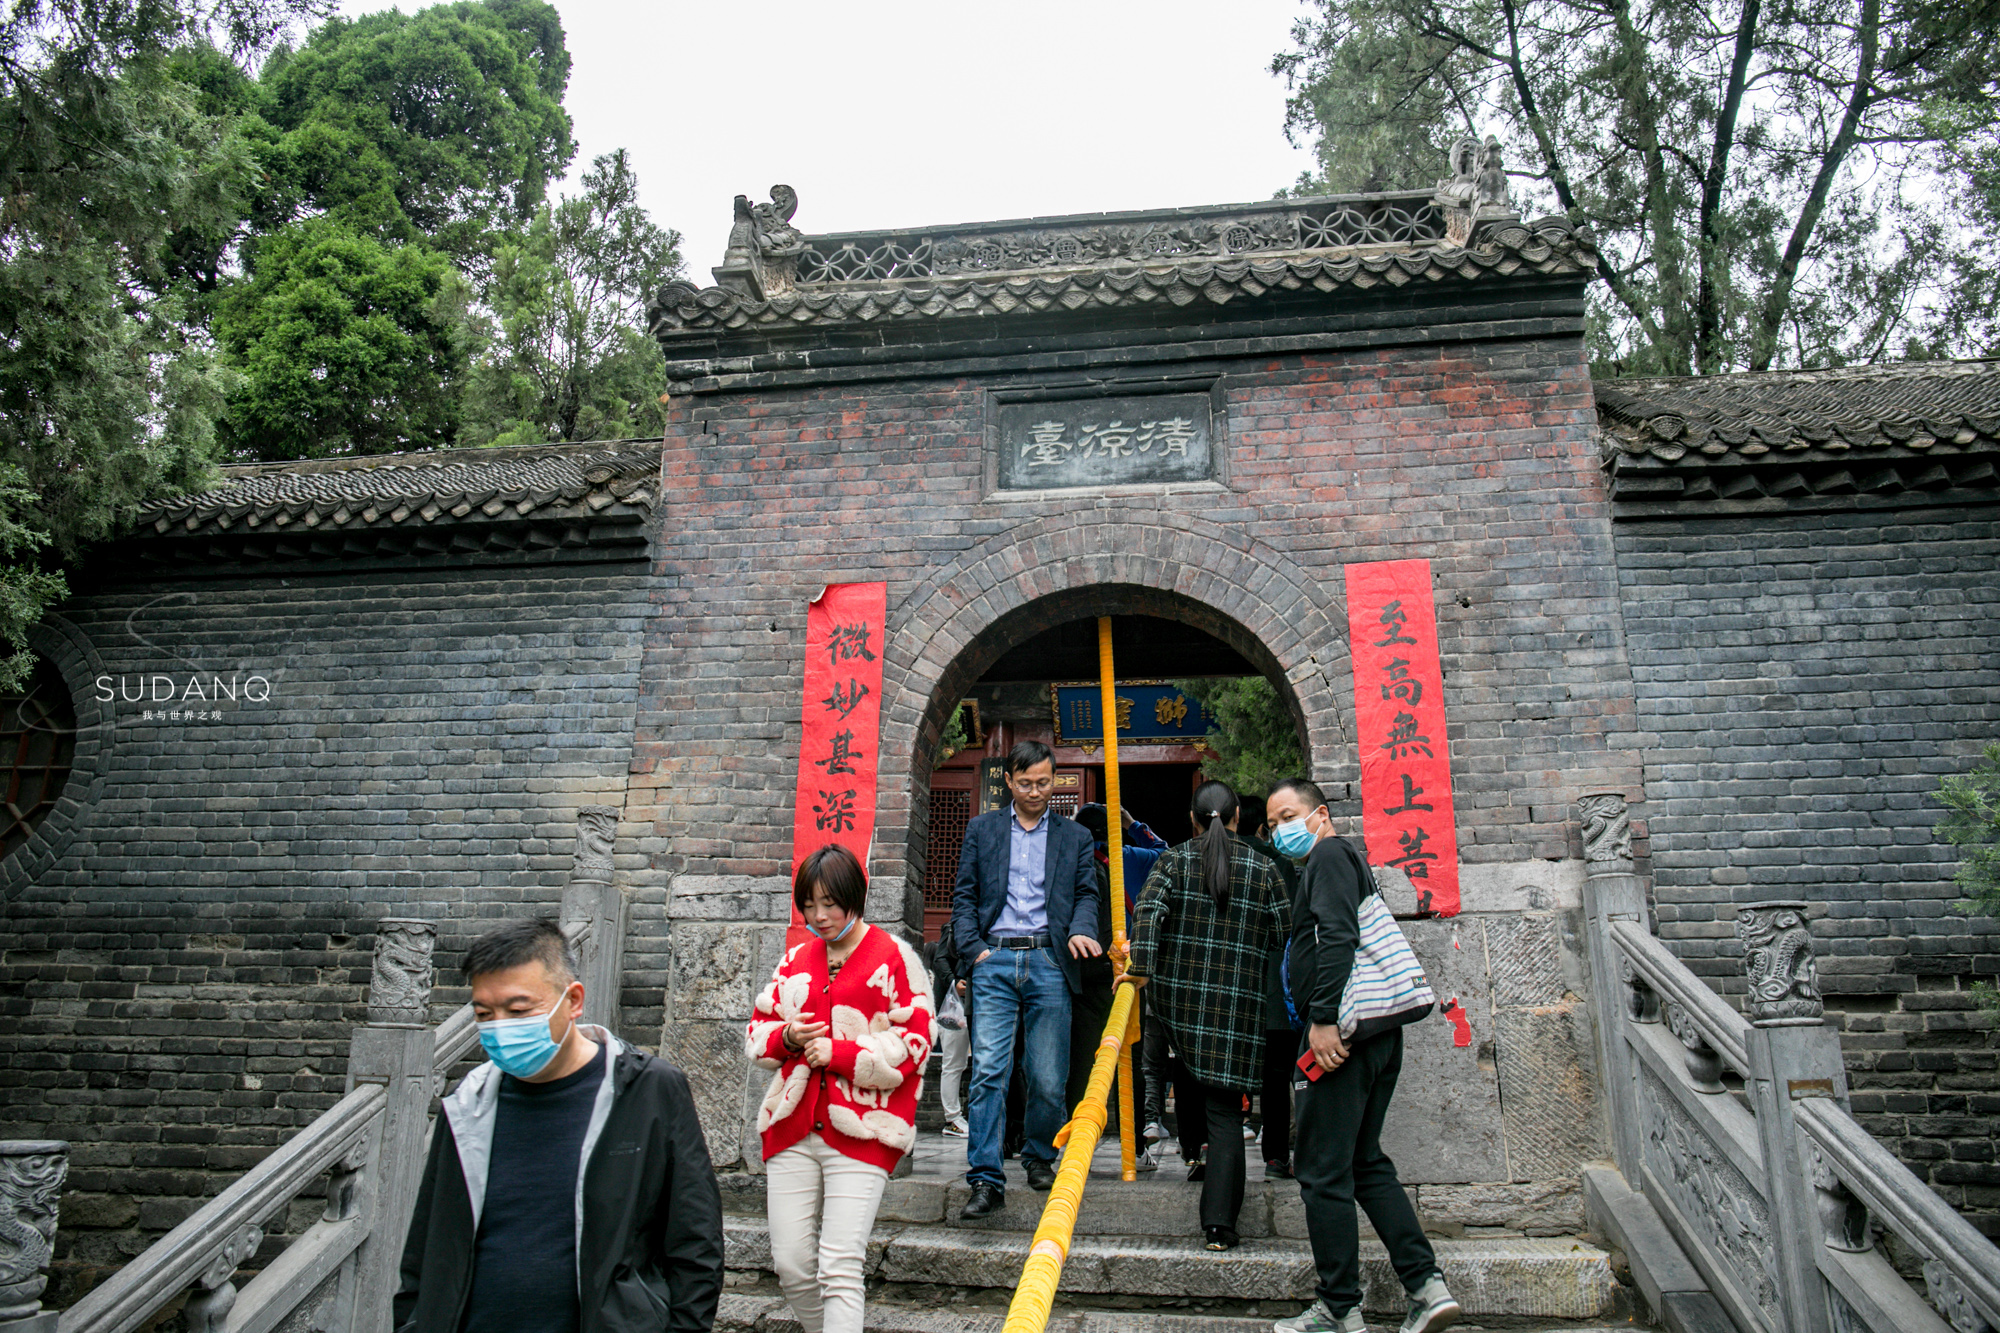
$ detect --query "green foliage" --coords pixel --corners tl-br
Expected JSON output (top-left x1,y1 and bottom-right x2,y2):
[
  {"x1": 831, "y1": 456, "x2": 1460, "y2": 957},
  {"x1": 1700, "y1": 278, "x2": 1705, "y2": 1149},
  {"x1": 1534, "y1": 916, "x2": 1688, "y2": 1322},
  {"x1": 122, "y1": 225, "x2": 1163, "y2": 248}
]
[
  {"x1": 1936, "y1": 743, "x2": 2000, "y2": 1008},
  {"x1": 254, "y1": 0, "x2": 574, "y2": 261},
  {"x1": 1938, "y1": 744, "x2": 2000, "y2": 914},
  {"x1": 935, "y1": 703, "x2": 972, "y2": 766},
  {"x1": 1274, "y1": 0, "x2": 1477, "y2": 196},
  {"x1": 0, "y1": 0, "x2": 319, "y2": 687},
  {"x1": 1174, "y1": 676, "x2": 1306, "y2": 801},
  {"x1": 1275, "y1": 0, "x2": 2000, "y2": 374},
  {"x1": 214, "y1": 219, "x2": 471, "y2": 460},
  {"x1": 460, "y1": 150, "x2": 681, "y2": 447},
  {"x1": 203, "y1": 0, "x2": 583, "y2": 460}
]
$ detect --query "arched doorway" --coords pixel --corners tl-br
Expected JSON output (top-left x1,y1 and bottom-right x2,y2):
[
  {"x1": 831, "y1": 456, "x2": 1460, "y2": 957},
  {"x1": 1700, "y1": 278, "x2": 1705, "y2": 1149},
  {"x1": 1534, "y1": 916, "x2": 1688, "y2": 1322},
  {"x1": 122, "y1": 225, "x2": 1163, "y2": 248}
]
[{"x1": 901, "y1": 584, "x2": 1319, "y2": 937}]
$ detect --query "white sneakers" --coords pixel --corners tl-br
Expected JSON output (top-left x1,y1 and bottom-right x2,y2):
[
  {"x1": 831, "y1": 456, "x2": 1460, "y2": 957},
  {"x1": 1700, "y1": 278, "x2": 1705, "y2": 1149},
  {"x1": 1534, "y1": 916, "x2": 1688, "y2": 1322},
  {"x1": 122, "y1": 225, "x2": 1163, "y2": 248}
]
[
  {"x1": 941, "y1": 1115, "x2": 968, "y2": 1138},
  {"x1": 1136, "y1": 1120, "x2": 1167, "y2": 1172},
  {"x1": 1399, "y1": 1275, "x2": 1461, "y2": 1333},
  {"x1": 1270, "y1": 1301, "x2": 1364, "y2": 1333},
  {"x1": 1270, "y1": 1274, "x2": 1460, "y2": 1333}
]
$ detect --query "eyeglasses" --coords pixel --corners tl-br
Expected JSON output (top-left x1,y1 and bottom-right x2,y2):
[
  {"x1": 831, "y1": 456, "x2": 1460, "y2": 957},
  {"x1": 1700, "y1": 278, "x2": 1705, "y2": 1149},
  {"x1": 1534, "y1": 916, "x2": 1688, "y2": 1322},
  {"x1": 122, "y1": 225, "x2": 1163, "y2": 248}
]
[{"x1": 1009, "y1": 777, "x2": 1054, "y2": 793}]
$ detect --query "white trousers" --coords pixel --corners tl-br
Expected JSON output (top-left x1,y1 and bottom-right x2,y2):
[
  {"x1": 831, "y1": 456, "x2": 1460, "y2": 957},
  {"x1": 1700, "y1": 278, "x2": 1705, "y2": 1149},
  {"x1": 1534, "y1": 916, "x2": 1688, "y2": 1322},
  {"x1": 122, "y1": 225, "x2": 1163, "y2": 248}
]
[
  {"x1": 766, "y1": 1133, "x2": 890, "y2": 1333},
  {"x1": 938, "y1": 1020, "x2": 971, "y2": 1119}
]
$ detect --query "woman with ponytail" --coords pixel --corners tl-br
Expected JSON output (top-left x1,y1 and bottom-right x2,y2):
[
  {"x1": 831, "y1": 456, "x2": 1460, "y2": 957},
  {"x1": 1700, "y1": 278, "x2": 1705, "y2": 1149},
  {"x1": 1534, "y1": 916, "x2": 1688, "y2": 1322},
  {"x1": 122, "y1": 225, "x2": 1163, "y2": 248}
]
[{"x1": 1122, "y1": 780, "x2": 1290, "y2": 1250}]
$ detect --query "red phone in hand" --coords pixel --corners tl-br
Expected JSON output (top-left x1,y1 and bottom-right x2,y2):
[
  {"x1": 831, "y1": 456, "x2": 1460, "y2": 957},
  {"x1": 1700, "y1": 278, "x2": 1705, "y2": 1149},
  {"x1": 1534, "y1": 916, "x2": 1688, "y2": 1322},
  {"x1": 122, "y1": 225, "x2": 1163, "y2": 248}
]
[{"x1": 1297, "y1": 1049, "x2": 1326, "y2": 1083}]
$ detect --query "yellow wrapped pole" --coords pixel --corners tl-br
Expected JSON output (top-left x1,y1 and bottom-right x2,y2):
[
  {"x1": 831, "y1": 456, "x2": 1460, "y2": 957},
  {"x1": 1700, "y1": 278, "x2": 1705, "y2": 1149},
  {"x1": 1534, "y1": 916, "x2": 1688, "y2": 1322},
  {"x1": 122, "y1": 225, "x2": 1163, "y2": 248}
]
[
  {"x1": 1005, "y1": 984, "x2": 1137, "y2": 1333},
  {"x1": 1095, "y1": 618, "x2": 1137, "y2": 1181}
]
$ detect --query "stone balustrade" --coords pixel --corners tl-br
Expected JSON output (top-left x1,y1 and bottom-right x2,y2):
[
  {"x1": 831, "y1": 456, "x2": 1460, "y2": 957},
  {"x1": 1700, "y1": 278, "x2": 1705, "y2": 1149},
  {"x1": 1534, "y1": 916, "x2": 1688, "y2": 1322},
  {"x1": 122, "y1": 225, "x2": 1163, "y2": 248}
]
[
  {"x1": 24, "y1": 807, "x2": 624, "y2": 1333},
  {"x1": 1580, "y1": 793, "x2": 2000, "y2": 1333}
]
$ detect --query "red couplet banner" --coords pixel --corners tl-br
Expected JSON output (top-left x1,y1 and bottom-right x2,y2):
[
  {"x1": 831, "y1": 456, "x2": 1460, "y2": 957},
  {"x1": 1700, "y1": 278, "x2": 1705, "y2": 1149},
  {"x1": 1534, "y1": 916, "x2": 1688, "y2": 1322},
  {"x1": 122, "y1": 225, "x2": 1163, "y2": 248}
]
[
  {"x1": 1344, "y1": 559, "x2": 1461, "y2": 918},
  {"x1": 791, "y1": 582, "x2": 888, "y2": 941}
]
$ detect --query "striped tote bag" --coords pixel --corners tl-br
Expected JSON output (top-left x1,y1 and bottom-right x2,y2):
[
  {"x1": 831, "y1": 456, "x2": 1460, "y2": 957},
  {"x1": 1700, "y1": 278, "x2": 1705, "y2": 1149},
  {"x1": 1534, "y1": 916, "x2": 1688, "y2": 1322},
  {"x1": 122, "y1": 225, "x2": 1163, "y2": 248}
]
[{"x1": 1338, "y1": 889, "x2": 1437, "y2": 1039}]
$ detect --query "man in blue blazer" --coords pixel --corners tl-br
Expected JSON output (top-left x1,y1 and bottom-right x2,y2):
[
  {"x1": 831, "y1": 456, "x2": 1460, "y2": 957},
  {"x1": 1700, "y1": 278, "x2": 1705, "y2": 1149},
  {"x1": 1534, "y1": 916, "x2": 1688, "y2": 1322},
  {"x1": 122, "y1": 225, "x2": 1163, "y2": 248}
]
[{"x1": 950, "y1": 739, "x2": 1102, "y2": 1217}]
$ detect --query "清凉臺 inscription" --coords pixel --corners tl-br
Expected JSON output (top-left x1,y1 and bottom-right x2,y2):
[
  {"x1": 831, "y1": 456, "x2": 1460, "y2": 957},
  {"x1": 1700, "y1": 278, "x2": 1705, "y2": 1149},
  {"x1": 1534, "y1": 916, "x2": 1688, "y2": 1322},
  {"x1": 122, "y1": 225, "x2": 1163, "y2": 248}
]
[{"x1": 995, "y1": 394, "x2": 1215, "y2": 490}]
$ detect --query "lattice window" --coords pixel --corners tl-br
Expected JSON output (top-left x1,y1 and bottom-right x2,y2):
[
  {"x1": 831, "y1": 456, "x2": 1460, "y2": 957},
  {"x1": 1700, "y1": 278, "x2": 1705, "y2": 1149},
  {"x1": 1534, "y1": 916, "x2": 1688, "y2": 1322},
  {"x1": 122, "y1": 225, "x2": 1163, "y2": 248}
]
[
  {"x1": 1050, "y1": 793, "x2": 1081, "y2": 820},
  {"x1": 0, "y1": 658, "x2": 75, "y2": 859},
  {"x1": 1298, "y1": 200, "x2": 1444, "y2": 249},
  {"x1": 799, "y1": 239, "x2": 935, "y2": 283},
  {"x1": 924, "y1": 788, "x2": 971, "y2": 910}
]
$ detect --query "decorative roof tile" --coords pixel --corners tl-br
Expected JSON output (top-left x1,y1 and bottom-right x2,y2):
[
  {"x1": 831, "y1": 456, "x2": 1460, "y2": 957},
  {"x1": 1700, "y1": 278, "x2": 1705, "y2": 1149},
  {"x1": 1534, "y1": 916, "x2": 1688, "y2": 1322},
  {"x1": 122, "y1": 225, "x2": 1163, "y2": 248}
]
[
  {"x1": 134, "y1": 441, "x2": 661, "y2": 539},
  {"x1": 1597, "y1": 359, "x2": 2000, "y2": 506}
]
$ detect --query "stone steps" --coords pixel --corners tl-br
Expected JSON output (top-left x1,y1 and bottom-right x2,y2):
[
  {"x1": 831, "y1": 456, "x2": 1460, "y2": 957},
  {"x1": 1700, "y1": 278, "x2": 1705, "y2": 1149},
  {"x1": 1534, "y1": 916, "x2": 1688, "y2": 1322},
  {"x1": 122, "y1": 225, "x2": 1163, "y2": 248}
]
[
  {"x1": 718, "y1": 1169, "x2": 1584, "y2": 1241},
  {"x1": 721, "y1": 1217, "x2": 1621, "y2": 1320},
  {"x1": 717, "y1": 1292, "x2": 1636, "y2": 1333}
]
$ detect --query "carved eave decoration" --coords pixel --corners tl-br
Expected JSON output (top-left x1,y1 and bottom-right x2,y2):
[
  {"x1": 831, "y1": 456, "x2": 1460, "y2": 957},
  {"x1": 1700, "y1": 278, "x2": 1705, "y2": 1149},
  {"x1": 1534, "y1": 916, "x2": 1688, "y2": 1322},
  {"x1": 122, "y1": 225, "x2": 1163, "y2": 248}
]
[
  {"x1": 121, "y1": 441, "x2": 662, "y2": 569},
  {"x1": 651, "y1": 159, "x2": 1589, "y2": 358},
  {"x1": 1598, "y1": 359, "x2": 2000, "y2": 513},
  {"x1": 651, "y1": 216, "x2": 1593, "y2": 343}
]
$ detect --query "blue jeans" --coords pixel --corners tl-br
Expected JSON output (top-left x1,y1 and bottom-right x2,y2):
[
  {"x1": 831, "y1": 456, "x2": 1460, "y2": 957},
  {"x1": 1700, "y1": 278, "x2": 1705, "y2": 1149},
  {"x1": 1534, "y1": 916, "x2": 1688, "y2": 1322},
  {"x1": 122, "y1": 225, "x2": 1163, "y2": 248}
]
[{"x1": 966, "y1": 945, "x2": 1071, "y2": 1188}]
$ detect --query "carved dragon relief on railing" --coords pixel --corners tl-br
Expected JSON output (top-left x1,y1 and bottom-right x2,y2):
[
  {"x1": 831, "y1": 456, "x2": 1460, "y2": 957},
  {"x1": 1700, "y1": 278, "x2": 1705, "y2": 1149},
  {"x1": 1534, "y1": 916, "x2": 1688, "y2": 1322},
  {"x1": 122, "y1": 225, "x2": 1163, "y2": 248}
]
[{"x1": 1639, "y1": 1068, "x2": 1783, "y2": 1326}]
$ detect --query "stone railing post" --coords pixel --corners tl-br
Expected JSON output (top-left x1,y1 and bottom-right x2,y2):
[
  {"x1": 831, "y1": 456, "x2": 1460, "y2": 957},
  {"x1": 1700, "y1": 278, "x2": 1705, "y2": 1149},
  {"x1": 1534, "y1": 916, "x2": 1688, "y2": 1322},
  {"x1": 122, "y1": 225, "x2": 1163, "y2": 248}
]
[
  {"x1": 179, "y1": 1223, "x2": 263, "y2": 1332},
  {"x1": 337, "y1": 919, "x2": 440, "y2": 1333},
  {"x1": 0, "y1": 1141, "x2": 67, "y2": 1333},
  {"x1": 1576, "y1": 792, "x2": 1648, "y2": 1179},
  {"x1": 1739, "y1": 900, "x2": 1846, "y2": 1333},
  {"x1": 562, "y1": 805, "x2": 627, "y2": 1033}
]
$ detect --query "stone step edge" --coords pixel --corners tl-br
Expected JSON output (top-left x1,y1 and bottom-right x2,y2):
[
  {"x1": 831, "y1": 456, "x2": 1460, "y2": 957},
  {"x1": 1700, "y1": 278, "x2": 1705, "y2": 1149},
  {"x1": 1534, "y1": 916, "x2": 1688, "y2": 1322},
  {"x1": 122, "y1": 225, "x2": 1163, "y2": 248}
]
[
  {"x1": 716, "y1": 1173, "x2": 1585, "y2": 1241},
  {"x1": 717, "y1": 1291, "x2": 1637, "y2": 1333},
  {"x1": 720, "y1": 1219, "x2": 1619, "y2": 1319}
]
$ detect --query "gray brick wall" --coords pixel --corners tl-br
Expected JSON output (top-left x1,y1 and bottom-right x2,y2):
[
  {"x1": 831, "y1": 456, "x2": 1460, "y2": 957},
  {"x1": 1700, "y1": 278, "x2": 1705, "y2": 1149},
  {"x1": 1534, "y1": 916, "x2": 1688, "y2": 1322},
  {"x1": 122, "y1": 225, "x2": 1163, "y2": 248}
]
[
  {"x1": 1613, "y1": 507, "x2": 2000, "y2": 1232},
  {"x1": 0, "y1": 561, "x2": 652, "y2": 1298},
  {"x1": 635, "y1": 337, "x2": 1652, "y2": 1168}
]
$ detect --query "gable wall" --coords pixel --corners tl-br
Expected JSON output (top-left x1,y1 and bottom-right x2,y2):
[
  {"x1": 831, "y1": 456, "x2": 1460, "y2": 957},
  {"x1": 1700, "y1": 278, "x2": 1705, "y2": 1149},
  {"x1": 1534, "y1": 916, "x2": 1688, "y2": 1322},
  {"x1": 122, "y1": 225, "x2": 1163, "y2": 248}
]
[
  {"x1": 1613, "y1": 505, "x2": 2000, "y2": 1233},
  {"x1": 0, "y1": 561, "x2": 655, "y2": 1297}
]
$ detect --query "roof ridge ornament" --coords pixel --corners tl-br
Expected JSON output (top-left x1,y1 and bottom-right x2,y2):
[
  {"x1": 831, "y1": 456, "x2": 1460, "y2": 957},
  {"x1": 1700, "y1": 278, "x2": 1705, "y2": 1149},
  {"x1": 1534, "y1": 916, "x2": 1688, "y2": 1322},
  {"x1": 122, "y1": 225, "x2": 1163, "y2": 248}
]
[
  {"x1": 1435, "y1": 134, "x2": 1520, "y2": 247},
  {"x1": 714, "y1": 184, "x2": 804, "y2": 300}
]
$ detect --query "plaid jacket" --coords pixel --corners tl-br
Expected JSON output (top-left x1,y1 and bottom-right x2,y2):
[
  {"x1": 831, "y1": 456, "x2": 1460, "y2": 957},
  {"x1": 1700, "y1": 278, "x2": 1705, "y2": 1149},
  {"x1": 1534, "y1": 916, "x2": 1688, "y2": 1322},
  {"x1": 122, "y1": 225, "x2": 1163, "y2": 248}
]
[{"x1": 1127, "y1": 835, "x2": 1291, "y2": 1092}]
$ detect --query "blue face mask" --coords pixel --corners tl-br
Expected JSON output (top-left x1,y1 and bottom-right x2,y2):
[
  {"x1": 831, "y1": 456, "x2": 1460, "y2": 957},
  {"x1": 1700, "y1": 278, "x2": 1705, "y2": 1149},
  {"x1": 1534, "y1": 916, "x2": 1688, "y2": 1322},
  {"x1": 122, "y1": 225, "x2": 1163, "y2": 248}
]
[
  {"x1": 814, "y1": 913, "x2": 858, "y2": 944},
  {"x1": 478, "y1": 1000, "x2": 573, "y2": 1079},
  {"x1": 1271, "y1": 814, "x2": 1319, "y2": 860}
]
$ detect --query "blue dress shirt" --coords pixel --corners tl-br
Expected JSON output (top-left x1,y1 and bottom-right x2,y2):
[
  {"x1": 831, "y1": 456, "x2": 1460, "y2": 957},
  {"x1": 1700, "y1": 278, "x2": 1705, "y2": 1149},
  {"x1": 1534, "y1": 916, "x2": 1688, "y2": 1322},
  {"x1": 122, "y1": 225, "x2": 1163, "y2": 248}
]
[{"x1": 990, "y1": 808, "x2": 1050, "y2": 937}]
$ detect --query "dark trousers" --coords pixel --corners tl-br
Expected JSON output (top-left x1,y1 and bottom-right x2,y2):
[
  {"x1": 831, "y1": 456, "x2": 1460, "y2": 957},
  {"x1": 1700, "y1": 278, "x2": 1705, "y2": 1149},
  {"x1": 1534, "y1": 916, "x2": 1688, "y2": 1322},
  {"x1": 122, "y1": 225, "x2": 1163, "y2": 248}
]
[
  {"x1": 1141, "y1": 992, "x2": 1171, "y2": 1127},
  {"x1": 1259, "y1": 1029, "x2": 1295, "y2": 1164},
  {"x1": 1066, "y1": 954, "x2": 1115, "y2": 1116},
  {"x1": 1292, "y1": 1029, "x2": 1438, "y2": 1315},
  {"x1": 1178, "y1": 1070, "x2": 1249, "y2": 1232}
]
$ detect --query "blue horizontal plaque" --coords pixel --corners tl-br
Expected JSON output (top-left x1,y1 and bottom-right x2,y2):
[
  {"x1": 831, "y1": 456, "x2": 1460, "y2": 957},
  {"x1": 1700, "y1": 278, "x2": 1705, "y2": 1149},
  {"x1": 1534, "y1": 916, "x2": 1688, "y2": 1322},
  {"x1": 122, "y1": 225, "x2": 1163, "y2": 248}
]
[
  {"x1": 1050, "y1": 682, "x2": 1215, "y2": 747},
  {"x1": 995, "y1": 394, "x2": 1214, "y2": 490}
]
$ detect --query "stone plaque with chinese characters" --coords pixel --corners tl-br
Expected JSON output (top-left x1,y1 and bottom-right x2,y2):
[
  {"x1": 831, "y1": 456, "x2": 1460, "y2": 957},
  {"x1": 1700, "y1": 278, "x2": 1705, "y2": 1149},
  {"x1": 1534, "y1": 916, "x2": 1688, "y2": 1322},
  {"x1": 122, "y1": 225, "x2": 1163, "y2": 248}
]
[{"x1": 995, "y1": 394, "x2": 1215, "y2": 490}]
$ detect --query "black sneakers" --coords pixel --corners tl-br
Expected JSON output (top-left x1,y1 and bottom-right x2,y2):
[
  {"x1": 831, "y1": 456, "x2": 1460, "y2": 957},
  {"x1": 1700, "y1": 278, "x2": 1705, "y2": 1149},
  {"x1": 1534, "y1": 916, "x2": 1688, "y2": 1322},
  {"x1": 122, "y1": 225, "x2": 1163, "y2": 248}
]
[{"x1": 1024, "y1": 1157, "x2": 1057, "y2": 1191}]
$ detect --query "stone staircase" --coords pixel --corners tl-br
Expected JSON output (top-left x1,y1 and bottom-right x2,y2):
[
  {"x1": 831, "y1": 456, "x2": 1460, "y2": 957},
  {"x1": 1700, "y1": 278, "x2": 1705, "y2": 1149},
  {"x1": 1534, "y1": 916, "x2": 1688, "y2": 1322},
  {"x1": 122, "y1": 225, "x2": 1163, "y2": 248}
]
[
  {"x1": 716, "y1": 1146, "x2": 1644, "y2": 1331},
  {"x1": 713, "y1": 1293, "x2": 1641, "y2": 1333}
]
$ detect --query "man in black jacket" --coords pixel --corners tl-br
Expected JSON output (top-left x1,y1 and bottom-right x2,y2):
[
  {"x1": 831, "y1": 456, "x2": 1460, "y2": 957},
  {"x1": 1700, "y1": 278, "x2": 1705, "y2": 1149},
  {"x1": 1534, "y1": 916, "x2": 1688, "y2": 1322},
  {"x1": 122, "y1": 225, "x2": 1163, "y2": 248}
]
[
  {"x1": 950, "y1": 740, "x2": 1102, "y2": 1216},
  {"x1": 395, "y1": 919, "x2": 724, "y2": 1333},
  {"x1": 1265, "y1": 780, "x2": 1459, "y2": 1333}
]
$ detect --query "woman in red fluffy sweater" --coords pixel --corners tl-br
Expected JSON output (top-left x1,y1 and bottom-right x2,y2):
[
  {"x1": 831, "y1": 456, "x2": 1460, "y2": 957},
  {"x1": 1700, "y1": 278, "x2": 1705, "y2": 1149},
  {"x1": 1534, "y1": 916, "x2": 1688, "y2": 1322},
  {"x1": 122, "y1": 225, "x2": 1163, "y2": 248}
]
[{"x1": 746, "y1": 844, "x2": 934, "y2": 1333}]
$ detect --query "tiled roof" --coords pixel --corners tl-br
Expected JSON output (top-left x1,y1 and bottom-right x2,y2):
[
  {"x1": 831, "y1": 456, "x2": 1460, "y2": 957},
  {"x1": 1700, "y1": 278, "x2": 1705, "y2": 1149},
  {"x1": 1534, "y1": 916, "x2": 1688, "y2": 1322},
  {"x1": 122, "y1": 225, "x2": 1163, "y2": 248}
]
[
  {"x1": 650, "y1": 216, "x2": 1596, "y2": 339},
  {"x1": 136, "y1": 441, "x2": 661, "y2": 538},
  {"x1": 1598, "y1": 359, "x2": 2000, "y2": 506}
]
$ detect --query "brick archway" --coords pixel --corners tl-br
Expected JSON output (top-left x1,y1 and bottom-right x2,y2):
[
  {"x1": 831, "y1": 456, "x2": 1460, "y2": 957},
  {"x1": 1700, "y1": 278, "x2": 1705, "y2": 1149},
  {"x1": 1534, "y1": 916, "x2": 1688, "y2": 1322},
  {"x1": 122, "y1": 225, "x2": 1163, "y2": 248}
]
[{"x1": 875, "y1": 508, "x2": 1357, "y2": 888}]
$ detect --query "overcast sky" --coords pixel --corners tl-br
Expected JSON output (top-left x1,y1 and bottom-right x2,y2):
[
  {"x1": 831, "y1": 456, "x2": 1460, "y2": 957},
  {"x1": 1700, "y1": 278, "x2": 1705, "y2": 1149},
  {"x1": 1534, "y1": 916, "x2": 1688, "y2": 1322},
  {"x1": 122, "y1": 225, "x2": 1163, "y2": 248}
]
[{"x1": 335, "y1": 0, "x2": 1321, "y2": 276}]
